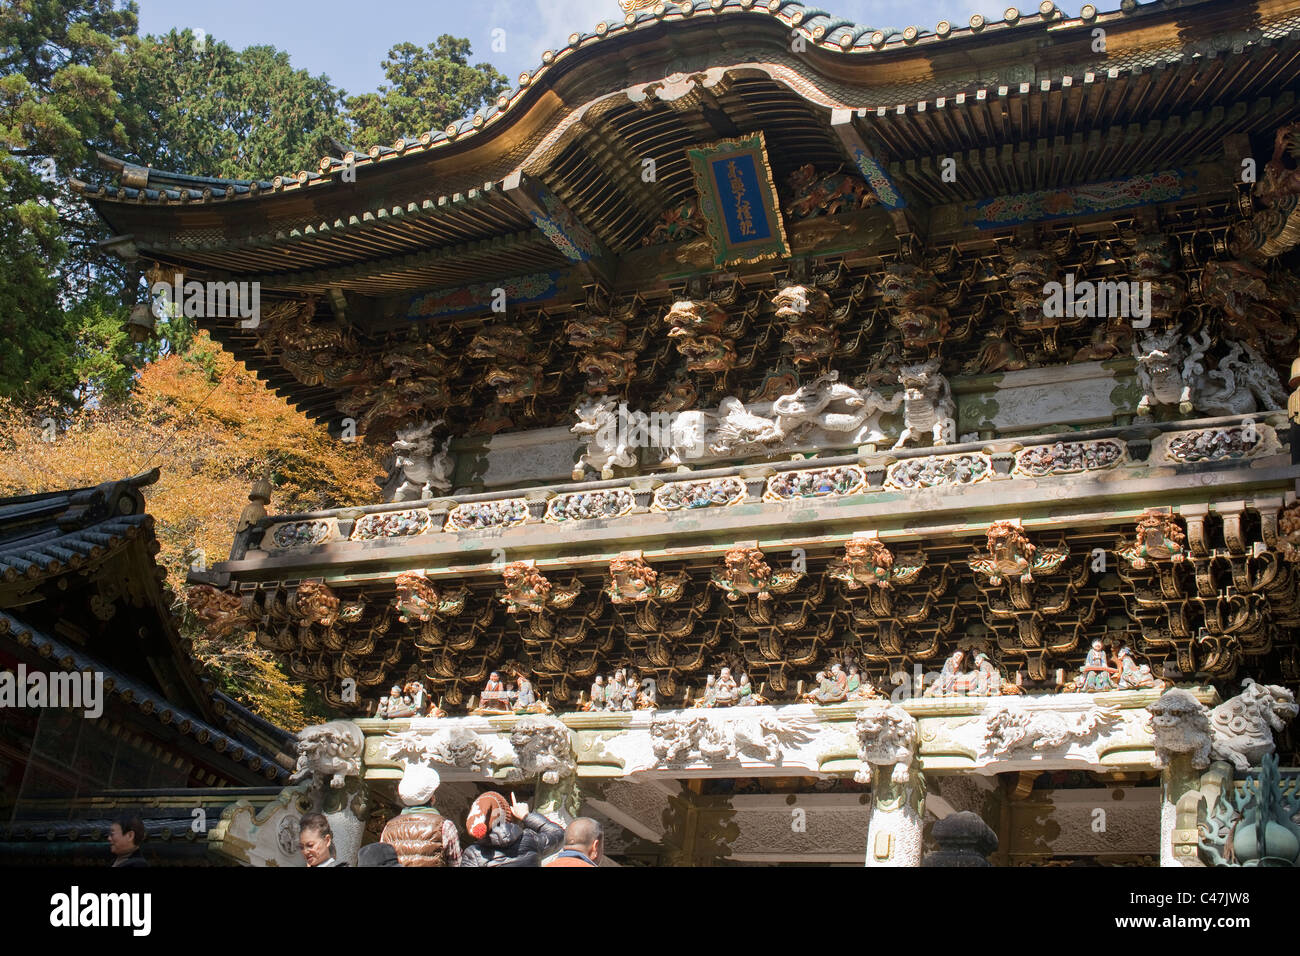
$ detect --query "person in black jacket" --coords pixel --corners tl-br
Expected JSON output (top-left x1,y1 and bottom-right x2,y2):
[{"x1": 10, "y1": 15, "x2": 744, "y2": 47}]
[
  {"x1": 458, "y1": 791, "x2": 563, "y2": 867},
  {"x1": 108, "y1": 815, "x2": 149, "y2": 867}
]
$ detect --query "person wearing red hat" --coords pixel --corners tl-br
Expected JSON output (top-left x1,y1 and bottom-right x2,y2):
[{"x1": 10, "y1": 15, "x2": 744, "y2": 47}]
[{"x1": 458, "y1": 791, "x2": 564, "y2": 867}]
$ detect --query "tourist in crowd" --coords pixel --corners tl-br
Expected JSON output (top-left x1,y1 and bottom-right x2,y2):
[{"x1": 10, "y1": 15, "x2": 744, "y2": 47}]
[
  {"x1": 300, "y1": 812, "x2": 346, "y2": 867},
  {"x1": 108, "y1": 815, "x2": 149, "y2": 867},
  {"x1": 458, "y1": 791, "x2": 563, "y2": 867},
  {"x1": 544, "y1": 817, "x2": 603, "y2": 868}
]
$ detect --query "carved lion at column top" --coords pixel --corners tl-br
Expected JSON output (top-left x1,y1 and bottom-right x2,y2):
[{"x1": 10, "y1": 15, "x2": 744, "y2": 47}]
[
  {"x1": 507, "y1": 715, "x2": 575, "y2": 785},
  {"x1": 854, "y1": 706, "x2": 919, "y2": 785},
  {"x1": 1147, "y1": 690, "x2": 1212, "y2": 770},
  {"x1": 291, "y1": 720, "x2": 364, "y2": 789}
]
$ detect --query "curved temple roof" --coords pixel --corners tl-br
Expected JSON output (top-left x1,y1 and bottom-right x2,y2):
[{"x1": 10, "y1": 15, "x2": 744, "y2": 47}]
[{"x1": 73, "y1": 0, "x2": 1284, "y2": 208}]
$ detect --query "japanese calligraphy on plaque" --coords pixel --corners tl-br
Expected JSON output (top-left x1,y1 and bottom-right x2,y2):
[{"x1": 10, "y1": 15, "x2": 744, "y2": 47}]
[{"x1": 687, "y1": 132, "x2": 790, "y2": 268}]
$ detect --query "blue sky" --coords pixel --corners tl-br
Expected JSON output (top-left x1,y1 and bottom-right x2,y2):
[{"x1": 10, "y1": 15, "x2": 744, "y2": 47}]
[{"x1": 135, "y1": 0, "x2": 1088, "y2": 98}]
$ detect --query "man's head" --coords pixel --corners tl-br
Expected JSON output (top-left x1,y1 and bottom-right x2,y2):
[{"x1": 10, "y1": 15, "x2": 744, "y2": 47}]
[
  {"x1": 564, "y1": 817, "x2": 603, "y2": 863},
  {"x1": 299, "y1": 813, "x2": 335, "y2": 866},
  {"x1": 109, "y1": 816, "x2": 145, "y2": 857},
  {"x1": 489, "y1": 671, "x2": 500, "y2": 682}
]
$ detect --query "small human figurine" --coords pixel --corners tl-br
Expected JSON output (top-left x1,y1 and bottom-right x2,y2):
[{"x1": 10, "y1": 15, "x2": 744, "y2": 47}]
[
  {"x1": 636, "y1": 675, "x2": 658, "y2": 710},
  {"x1": 829, "y1": 663, "x2": 848, "y2": 701},
  {"x1": 845, "y1": 665, "x2": 881, "y2": 701},
  {"x1": 606, "y1": 670, "x2": 627, "y2": 711},
  {"x1": 695, "y1": 674, "x2": 717, "y2": 708},
  {"x1": 1078, "y1": 640, "x2": 1118, "y2": 692},
  {"x1": 514, "y1": 671, "x2": 536, "y2": 710},
  {"x1": 479, "y1": 671, "x2": 512, "y2": 713},
  {"x1": 1115, "y1": 646, "x2": 1158, "y2": 690},
  {"x1": 714, "y1": 667, "x2": 738, "y2": 706},
  {"x1": 971, "y1": 652, "x2": 1002, "y2": 697},
  {"x1": 924, "y1": 650, "x2": 966, "y2": 698},
  {"x1": 622, "y1": 672, "x2": 638, "y2": 712},
  {"x1": 590, "y1": 675, "x2": 606, "y2": 711},
  {"x1": 801, "y1": 669, "x2": 829, "y2": 703},
  {"x1": 378, "y1": 684, "x2": 403, "y2": 719},
  {"x1": 736, "y1": 672, "x2": 756, "y2": 705}
]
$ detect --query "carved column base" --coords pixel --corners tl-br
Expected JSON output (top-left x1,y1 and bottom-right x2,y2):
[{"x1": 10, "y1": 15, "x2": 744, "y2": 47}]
[
  {"x1": 865, "y1": 772, "x2": 925, "y2": 867},
  {"x1": 1160, "y1": 753, "x2": 1202, "y2": 868}
]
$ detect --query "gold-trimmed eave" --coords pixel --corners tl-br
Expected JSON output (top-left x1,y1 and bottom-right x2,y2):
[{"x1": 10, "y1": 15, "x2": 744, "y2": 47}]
[{"x1": 77, "y1": 0, "x2": 1283, "y2": 223}]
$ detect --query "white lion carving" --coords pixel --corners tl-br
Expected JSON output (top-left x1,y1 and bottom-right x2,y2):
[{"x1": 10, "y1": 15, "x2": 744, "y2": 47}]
[
  {"x1": 388, "y1": 420, "x2": 455, "y2": 501},
  {"x1": 650, "y1": 712, "x2": 815, "y2": 766},
  {"x1": 508, "y1": 715, "x2": 576, "y2": 785},
  {"x1": 291, "y1": 720, "x2": 364, "y2": 790},
  {"x1": 892, "y1": 359, "x2": 955, "y2": 449},
  {"x1": 854, "y1": 706, "x2": 918, "y2": 785},
  {"x1": 1146, "y1": 689, "x2": 1212, "y2": 770},
  {"x1": 572, "y1": 397, "x2": 639, "y2": 479},
  {"x1": 1208, "y1": 678, "x2": 1298, "y2": 771},
  {"x1": 982, "y1": 702, "x2": 1120, "y2": 756},
  {"x1": 771, "y1": 370, "x2": 902, "y2": 445}
]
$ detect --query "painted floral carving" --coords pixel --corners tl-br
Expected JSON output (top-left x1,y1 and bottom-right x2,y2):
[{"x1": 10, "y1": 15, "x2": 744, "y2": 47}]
[
  {"x1": 545, "y1": 488, "x2": 635, "y2": 522},
  {"x1": 652, "y1": 477, "x2": 747, "y2": 512},
  {"x1": 353, "y1": 509, "x2": 432, "y2": 540},
  {"x1": 886, "y1": 453, "x2": 989, "y2": 490},
  {"x1": 444, "y1": 498, "x2": 529, "y2": 532},
  {"x1": 764, "y1": 465, "x2": 865, "y2": 501},
  {"x1": 270, "y1": 520, "x2": 330, "y2": 549},
  {"x1": 1013, "y1": 440, "x2": 1124, "y2": 477}
]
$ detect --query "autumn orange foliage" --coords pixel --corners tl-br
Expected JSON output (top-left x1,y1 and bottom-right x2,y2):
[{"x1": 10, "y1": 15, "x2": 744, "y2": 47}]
[{"x1": 0, "y1": 333, "x2": 388, "y2": 728}]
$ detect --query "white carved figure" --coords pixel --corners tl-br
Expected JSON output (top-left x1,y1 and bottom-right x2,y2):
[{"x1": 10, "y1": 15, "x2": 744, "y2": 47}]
[
  {"x1": 854, "y1": 706, "x2": 918, "y2": 784},
  {"x1": 982, "y1": 702, "x2": 1120, "y2": 756},
  {"x1": 1146, "y1": 689, "x2": 1212, "y2": 770},
  {"x1": 770, "y1": 370, "x2": 903, "y2": 445},
  {"x1": 1133, "y1": 330, "x2": 1205, "y2": 416},
  {"x1": 892, "y1": 359, "x2": 956, "y2": 449},
  {"x1": 572, "y1": 396, "x2": 639, "y2": 479},
  {"x1": 731, "y1": 714, "x2": 817, "y2": 762},
  {"x1": 709, "y1": 397, "x2": 785, "y2": 452},
  {"x1": 649, "y1": 711, "x2": 816, "y2": 766},
  {"x1": 507, "y1": 715, "x2": 576, "y2": 784},
  {"x1": 651, "y1": 713, "x2": 711, "y2": 764},
  {"x1": 1196, "y1": 341, "x2": 1288, "y2": 417},
  {"x1": 389, "y1": 420, "x2": 455, "y2": 501},
  {"x1": 1207, "y1": 678, "x2": 1298, "y2": 771},
  {"x1": 657, "y1": 408, "x2": 717, "y2": 466},
  {"x1": 383, "y1": 726, "x2": 503, "y2": 773},
  {"x1": 290, "y1": 720, "x2": 364, "y2": 790}
]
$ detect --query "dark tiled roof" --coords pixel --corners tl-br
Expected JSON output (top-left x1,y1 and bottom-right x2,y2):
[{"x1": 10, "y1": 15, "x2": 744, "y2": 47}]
[
  {"x1": 0, "y1": 610, "x2": 289, "y2": 782},
  {"x1": 0, "y1": 470, "x2": 157, "y2": 585}
]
